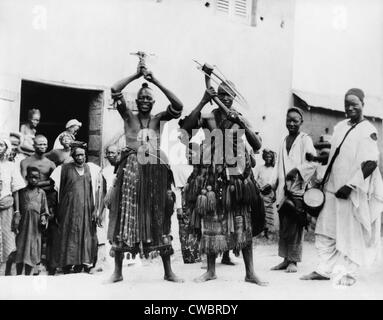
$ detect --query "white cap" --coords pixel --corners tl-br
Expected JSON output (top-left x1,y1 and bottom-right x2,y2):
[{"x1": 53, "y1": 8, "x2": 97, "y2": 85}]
[{"x1": 65, "y1": 119, "x2": 82, "y2": 129}]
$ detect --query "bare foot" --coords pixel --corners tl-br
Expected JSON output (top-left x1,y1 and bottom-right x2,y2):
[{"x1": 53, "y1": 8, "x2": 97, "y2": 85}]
[
  {"x1": 164, "y1": 272, "x2": 184, "y2": 283},
  {"x1": 88, "y1": 265, "x2": 103, "y2": 274},
  {"x1": 300, "y1": 271, "x2": 330, "y2": 281},
  {"x1": 336, "y1": 275, "x2": 356, "y2": 286},
  {"x1": 245, "y1": 274, "x2": 269, "y2": 286},
  {"x1": 104, "y1": 272, "x2": 123, "y2": 284},
  {"x1": 221, "y1": 258, "x2": 235, "y2": 266},
  {"x1": 285, "y1": 263, "x2": 297, "y2": 273},
  {"x1": 194, "y1": 271, "x2": 217, "y2": 283},
  {"x1": 271, "y1": 260, "x2": 289, "y2": 271}
]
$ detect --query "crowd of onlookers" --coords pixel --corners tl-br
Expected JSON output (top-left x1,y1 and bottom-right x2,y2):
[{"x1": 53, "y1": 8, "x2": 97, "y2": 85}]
[{"x1": 0, "y1": 108, "x2": 117, "y2": 275}]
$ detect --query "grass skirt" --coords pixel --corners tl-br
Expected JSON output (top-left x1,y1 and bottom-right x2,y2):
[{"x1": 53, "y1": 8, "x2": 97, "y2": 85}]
[{"x1": 184, "y1": 164, "x2": 263, "y2": 256}]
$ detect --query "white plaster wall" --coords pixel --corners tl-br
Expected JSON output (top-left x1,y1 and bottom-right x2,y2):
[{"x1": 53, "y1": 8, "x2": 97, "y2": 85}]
[
  {"x1": 292, "y1": 0, "x2": 383, "y2": 98},
  {"x1": 0, "y1": 0, "x2": 296, "y2": 160}
]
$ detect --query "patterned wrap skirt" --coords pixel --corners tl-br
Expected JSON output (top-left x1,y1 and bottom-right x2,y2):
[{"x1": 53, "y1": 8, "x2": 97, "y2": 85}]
[
  {"x1": 109, "y1": 150, "x2": 175, "y2": 258},
  {"x1": 0, "y1": 196, "x2": 16, "y2": 265}
]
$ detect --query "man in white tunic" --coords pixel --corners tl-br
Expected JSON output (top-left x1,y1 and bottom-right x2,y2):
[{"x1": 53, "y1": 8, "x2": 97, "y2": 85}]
[
  {"x1": 301, "y1": 88, "x2": 383, "y2": 286},
  {"x1": 271, "y1": 107, "x2": 317, "y2": 273}
]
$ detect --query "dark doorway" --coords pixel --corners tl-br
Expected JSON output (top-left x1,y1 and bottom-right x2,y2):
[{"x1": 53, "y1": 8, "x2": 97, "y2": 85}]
[{"x1": 20, "y1": 80, "x2": 104, "y2": 163}]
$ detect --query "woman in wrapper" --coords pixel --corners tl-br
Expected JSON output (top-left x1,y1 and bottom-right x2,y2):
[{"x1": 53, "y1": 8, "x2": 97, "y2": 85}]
[
  {"x1": 0, "y1": 135, "x2": 25, "y2": 275},
  {"x1": 253, "y1": 149, "x2": 277, "y2": 239}
]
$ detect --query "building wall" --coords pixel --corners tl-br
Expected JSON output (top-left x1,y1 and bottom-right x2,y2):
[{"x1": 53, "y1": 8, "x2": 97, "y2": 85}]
[
  {"x1": 0, "y1": 0, "x2": 296, "y2": 164},
  {"x1": 301, "y1": 108, "x2": 383, "y2": 173},
  {"x1": 293, "y1": 0, "x2": 383, "y2": 97},
  {"x1": 300, "y1": 108, "x2": 345, "y2": 143}
]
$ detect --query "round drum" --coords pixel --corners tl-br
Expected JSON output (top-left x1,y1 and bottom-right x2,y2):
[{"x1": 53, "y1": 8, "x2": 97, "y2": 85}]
[{"x1": 303, "y1": 188, "x2": 325, "y2": 217}]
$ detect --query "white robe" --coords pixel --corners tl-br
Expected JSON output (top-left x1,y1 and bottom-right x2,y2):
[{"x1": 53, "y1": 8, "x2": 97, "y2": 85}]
[
  {"x1": 98, "y1": 164, "x2": 116, "y2": 244},
  {"x1": 275, "y1": 132, "x2": 318, "y2": 207},
  {"x1": 0, "y1": 160, "x2": 26, "y2": 200},
  {"x1": 52, "y1": 132, "x2": 76, "y2": 150},
  {"x1": 315, "y1": 119, "x2": 383, "y2": 266},
  {"x1": 253, "y1": 165, "x2": 276, "y2": 189},
  {"x1": 101, "y1": 165, "x2": 116, "y2": 191}
]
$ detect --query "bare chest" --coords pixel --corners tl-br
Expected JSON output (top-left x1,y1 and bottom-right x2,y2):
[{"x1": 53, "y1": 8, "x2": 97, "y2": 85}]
[
  {"x1": 26, "y1": 159, "x2": 53, "y2": 179},
  {"x1": 203, "y1": 111, "x2": 240, "y2": 129},
  {"x1": 125, "y1": 116, "x2": 161, "y2": 133},
  {"x1": 285, "y1": 136, "x2": 297, "y2": 154}
]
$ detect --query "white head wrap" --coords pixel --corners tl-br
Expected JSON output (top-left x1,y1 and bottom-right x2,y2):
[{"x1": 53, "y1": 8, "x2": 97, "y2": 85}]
[{"x1": 0, "y1": 133, "x2": 12, "y2": 158}]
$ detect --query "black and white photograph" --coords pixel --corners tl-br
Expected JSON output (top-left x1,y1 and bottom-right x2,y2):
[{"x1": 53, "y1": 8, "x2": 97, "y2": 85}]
[{"x1": 0, "y1": 0, "x2": 383, "y2": 306}]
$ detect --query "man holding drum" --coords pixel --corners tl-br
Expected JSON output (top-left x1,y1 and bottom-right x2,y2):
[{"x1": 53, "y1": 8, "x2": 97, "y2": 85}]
[
  {"x1": 301, "y1": 88, "x2": 383, "y2": 286},
  {"x1": 271, "y1": 107, "x2": 317, "y2": 273}
]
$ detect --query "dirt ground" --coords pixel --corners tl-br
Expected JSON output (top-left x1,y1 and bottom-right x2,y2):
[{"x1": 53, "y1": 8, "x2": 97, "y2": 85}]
[{"x1": 1, "y1": 236, "x2": 383, "y2": 300}]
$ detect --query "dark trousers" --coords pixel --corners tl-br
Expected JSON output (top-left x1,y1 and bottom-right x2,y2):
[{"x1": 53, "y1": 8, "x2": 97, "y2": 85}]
[{"x1": 278, "y1": 212, "x2": 304, "y2": 262}]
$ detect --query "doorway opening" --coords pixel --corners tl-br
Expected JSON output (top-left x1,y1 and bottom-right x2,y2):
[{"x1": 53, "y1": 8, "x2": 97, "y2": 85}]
[{"x1": 20, "y1": 80, "x2": 104, "y2": 164}]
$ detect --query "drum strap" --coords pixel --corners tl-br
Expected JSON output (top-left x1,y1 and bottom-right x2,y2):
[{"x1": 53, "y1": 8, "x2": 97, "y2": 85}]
[
  {"x1": 320, "y1": 119, "x2": 365, "y2": 188},
  {"x1": 281, "y1": 142, "x2": 297, "y2": 196},
  {"x1": 282, "y1": 146, "x2": 288, "y2": 193}
]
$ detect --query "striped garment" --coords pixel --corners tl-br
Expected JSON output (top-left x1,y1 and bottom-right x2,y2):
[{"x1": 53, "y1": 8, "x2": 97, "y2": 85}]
[
  {"x1": 0, "y1": 201, "x2": 16, "y2": 265},
  {"x1": 261, "y1": 191, "x2": 276, "y2": 231}
]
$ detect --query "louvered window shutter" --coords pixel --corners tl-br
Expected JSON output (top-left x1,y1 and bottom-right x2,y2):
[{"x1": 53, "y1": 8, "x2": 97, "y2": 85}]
[
  {"x1": 234, "y1": 0, "x2": 247, "y2": 18},
  {"x1": 214, "y1": 0, "x2": 257, "y2": 26},
  {"x1": 216, "y1": 0, "x2": 230, "y2": 13}
]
